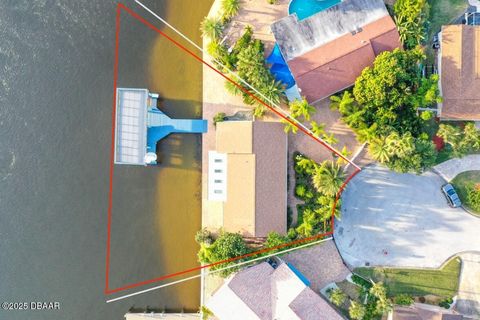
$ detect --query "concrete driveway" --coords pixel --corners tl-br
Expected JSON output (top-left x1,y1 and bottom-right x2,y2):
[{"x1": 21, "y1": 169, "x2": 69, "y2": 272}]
[{"x1": 334, "y1": 164, "x2": 480, "y2": 269}]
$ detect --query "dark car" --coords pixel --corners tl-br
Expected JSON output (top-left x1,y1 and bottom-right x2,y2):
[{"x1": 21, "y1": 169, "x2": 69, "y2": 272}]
[{"x1": 441, "y1": 184, "x2": 462, "y2": 208}]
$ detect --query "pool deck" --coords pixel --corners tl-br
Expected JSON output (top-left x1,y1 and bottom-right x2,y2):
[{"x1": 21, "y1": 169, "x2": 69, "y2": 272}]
[{"x1": 221, "y1": 0, "x2": 290, "y2": 54}]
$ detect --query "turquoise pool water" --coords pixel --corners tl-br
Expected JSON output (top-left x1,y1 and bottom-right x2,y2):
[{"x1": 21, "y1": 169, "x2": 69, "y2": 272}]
[{"x1": 289, "y1": 0, "x2": 341, "y2": 20}]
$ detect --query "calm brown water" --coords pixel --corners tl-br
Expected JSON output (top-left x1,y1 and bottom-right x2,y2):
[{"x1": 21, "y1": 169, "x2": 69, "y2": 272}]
[{"x1": 0, "y1": 0, "x2": 212, "y2": 319}]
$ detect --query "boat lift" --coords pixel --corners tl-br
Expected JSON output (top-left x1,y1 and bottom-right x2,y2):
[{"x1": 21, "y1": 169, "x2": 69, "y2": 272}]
[{"x1": 114, "y1": 88, "x2": 207, "y2": 165}]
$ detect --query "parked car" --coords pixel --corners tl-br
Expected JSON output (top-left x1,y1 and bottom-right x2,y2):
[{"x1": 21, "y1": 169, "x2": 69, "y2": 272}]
[{"x1": 441, "y1": 184, "x2": 462, "y2": 208}]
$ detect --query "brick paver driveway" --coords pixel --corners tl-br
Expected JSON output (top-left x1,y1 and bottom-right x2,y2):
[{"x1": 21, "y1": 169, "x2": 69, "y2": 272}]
[{"x1": 334, "y1": 164, "x2": 480, "y2": 269}]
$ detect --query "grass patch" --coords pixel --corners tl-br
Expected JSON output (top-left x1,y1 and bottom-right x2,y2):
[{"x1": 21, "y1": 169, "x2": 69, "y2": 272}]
[
  {"x1": 425, "y1": 0, "x2": 469, "y2": 62},
  {"x1": 354, "y1": 258, "x2": 461, "y2": 298},
  {"x1": 451, "y1": 170, "x2": 480, "y2": 214}
]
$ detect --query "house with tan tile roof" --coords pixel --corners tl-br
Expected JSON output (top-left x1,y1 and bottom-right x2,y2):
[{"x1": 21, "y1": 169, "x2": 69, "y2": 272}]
[
  {"x1": 270, "y1": 0, "x2": 400, "y2": 103},
  {"x1": 438, "y1": 24, "x2": 480, "y2": 121},
  {"x1": 206, "y1": 121, "x2": 287, "y2": 237},
  {"x1": 206, "y1": 261, "x2": 344, "y2": 320}
]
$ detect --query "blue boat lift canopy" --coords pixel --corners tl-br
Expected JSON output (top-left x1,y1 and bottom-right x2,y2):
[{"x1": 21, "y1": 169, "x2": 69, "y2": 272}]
[{"x1": 114, "y1": 88, "x2": 207, "y2": 165}]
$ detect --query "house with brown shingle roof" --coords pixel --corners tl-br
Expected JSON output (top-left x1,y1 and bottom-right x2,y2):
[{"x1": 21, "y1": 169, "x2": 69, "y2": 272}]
[
  {"x1": 270, "y1": 0, "x2": 400, "y2": 103},
  {"x1": 207, "y1": 121, "x2": 287, "y2": 237},
  {"x1": 438, "y1": 24, "x2": 480, "y2": 120},
  {"x1": 206, "y1": 261, "x2": 344, "y2": 320}
]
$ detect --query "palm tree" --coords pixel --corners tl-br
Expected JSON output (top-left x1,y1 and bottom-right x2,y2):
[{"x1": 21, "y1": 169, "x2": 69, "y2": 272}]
[
  {"x1": 370, "y1": 282, "x2": 392, "y2": 314},
  {"x1": 317, "y1": 195, "x2": 341, "y2": 231},
  {"x1": 368, "y1": 137, "x2": 390, "y2": 163},
  {"x1": 312, "y1": 161, "x2": 346, "y2": 197},
  {"x1": 310, "y1": 121, "x2": 326, "y2": 138},
  {"x1": 330, "y1": 91, "x2": 354, "y2": 115},
  {"x1": 259, "y1": 79, "x2": 285, "y2": 106},
  {"x1": 253, "y1": 105, "x2": 266, "y2": 118},
  {"x1": 289, "y1": 98, "x2": 316, "y2": 121},
  {"x1": 200, "y1": 17, "x2": 223, "y2": 40},
  {"x1": 336, "y1": 145, "x2": 352, "y2": 166},
  {"x1": 282, "y1": 118, "x2": 298, "y2": 134},
  {"x1": 224, "y1": 78, "x2": 242, "y2": 96},
  {"x1": 296, "y1": 209, "x2": 317, "y2": 237},
  {"x1": 221, "y1": 0, "x2": 240, "y2": 20},
  {"x1": 357, "y1": 123, "x2": 378, "y2": 143},
  {"x1": 322, "y1": 132, "x2": 338, "y2": 145}
]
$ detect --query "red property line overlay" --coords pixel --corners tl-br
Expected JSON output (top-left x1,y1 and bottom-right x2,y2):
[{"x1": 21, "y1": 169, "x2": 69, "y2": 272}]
[{"x1": 105, "y1": 2, "x2": 361, "y2": 295}]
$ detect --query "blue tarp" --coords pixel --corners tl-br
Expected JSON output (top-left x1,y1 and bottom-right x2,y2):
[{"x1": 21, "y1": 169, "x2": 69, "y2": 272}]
[{"x1": 267, "y1": 44, "x2": 295, "y2": 89}]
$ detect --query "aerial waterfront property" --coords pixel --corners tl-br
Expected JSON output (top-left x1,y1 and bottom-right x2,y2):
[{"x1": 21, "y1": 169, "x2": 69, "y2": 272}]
[{"x1": 114, "y1": 88, "x2": 208, "y2": 165}]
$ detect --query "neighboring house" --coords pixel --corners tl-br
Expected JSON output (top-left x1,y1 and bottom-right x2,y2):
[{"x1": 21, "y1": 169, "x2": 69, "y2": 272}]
[
  {"x1": 207, "y1": 121, "x2": 287, "y2": 237},
  {"x1": 206, "y1": 261, "x2": 344, "y2": 320},
  {"x1": 438, "y1": 24, "x2": 480, "y2": 121},
  {"x1": 393, "y1": 304, "x2": 464, "y2": 320},
  {"x1": 271, "y1": 0, "x2": 400, "y2": 103}
]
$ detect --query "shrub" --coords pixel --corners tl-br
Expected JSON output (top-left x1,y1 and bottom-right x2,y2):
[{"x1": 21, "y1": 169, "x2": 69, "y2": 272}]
[
  {"x1": 394, "y1": 294, "x2": 414, "y2": 306},
  {"x1": 466, "y1": 183, "x2": 480, "y2": 211},
  {"x1": 329, "y1": 288, "x2": 347, "y2": 307},
  {"x1": 263, "y1": 231, "x2": 290, "y2": 252},
  {"x1": 439, "y1": 297, "x2": 453, "y2": 309},
  {"x1": 200, "y1": 305, "x2": 214, "y2": 320},
  {"x1": 420, "y1": 111, "x2": 433, "y2": 121},
  {"x1": 287, "y1": 228, "x2": 297, "y2": 240},
  {"x1": 295, "y1": 184, "x2": 306, "y2": 198},
  {"x1": 195, "y1": 228, "x2": 213, "y2": 245},
  {"x1": 349, "y1": 301, "x2": 366, "y2": 320},
  {"x1": 352, "y1": 274, "x2": 373, "y2": 289},
  {"x1": 213, "y1": 112, "x2": 226, "y2": 126}
]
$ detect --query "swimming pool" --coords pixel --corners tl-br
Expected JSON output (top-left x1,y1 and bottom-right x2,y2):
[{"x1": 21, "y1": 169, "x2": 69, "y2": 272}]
[{"x1": 289, "y1": 0, "x2": 341, "y2": 20}]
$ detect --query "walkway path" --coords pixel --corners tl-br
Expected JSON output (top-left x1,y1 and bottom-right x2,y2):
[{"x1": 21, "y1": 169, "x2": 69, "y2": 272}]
[
  {"x1": 434, "y1": 154, "x2": 480, "y2": 181},
  {"x1": 456, "y1": 252, "x2": 480, "y2": 319}
]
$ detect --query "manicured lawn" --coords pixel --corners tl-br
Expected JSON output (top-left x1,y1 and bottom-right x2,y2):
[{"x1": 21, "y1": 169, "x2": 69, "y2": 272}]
[
  {"x1": 354, "y1": 258, "x2": 461, "y2": 298},
  {"x1": 428, "y1": 0, "x2": 468, "y2": 38},
  {"x1": 426, "y1": 0, "x2": 469, "y2": 62},
  {"x1": 451, "y1": 170, "x2": 480, "y2": 214}
]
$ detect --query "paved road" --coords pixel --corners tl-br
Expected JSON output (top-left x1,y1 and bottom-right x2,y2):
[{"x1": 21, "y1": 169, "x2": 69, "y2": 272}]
[
  {"x1": 456, "y1": 253, "x2": 480, "y2": 319},
  {"x1": 334, "y1": 164, "x2": 480, "y2": 268}
]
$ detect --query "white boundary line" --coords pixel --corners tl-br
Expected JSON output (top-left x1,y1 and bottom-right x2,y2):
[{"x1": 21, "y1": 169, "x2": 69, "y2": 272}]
[
  {"x1": 133, "y1": 0, "x2": 360, "y2": 170},
  {"x1": 106, "y1": 237, "x2": 333, "y2": 303}
]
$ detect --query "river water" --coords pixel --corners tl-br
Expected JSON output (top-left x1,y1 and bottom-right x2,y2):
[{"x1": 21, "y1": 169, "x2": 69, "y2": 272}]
[{"x1": 0, "y1": 0, "x2": 211, "y2": 318}]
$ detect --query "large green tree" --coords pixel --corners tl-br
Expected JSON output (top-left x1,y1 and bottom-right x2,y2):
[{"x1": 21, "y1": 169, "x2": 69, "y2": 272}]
[
  {"x1": 198, "y1": 231, "x2": 250, "y2": 277},
  {"x1": 353, "y1": 48, "x2": 439, "y2": 136},
  {"x1": 332, "y1": 48, "x2": 441, "y2": 173}
]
